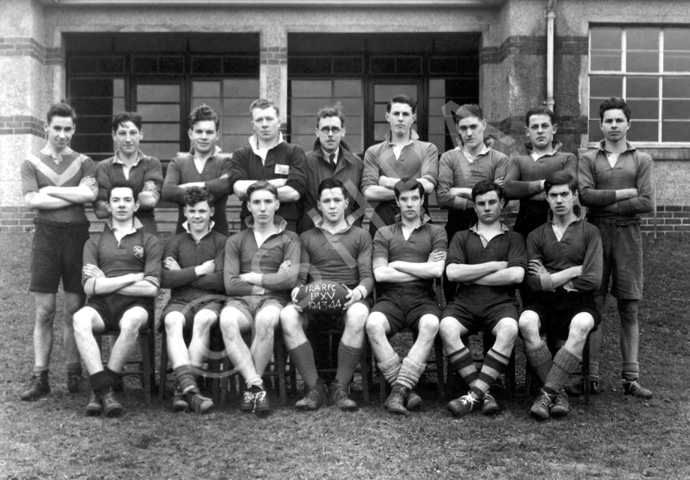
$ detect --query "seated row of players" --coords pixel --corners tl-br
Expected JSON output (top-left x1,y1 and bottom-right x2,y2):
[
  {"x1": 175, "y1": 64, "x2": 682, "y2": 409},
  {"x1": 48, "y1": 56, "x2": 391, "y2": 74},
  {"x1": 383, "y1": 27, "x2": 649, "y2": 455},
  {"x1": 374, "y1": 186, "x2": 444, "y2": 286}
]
[{"x1": 20, "y1": 95, "x2": 653, "y2": 418}]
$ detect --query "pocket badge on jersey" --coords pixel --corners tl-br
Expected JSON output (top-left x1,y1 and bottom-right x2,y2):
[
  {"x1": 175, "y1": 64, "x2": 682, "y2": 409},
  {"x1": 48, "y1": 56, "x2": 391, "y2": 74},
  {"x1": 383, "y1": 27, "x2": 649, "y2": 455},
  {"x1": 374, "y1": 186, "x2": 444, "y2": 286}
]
[
  {"x1": 133, "y1": 245, "x2": 144, "y2": 259},
  {"x1": 274, "y1": 164, "x2": 289, "y2": 175}
]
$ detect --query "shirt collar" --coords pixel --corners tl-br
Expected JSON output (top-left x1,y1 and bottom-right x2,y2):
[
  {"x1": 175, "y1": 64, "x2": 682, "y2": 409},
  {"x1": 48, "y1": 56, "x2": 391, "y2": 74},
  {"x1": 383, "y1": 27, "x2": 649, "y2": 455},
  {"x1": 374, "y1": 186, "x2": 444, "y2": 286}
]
[
  {"x1": 597, "y1": 139, "x2": 636, "y2": 154},
  {"x1": 105, "y1": 216, "x2": 143, "y2": 235},
  {"x1": 243, "y1": 214, "x2": 288, "y2": 232},
  {"x1": 314, "y1": 215, "x2": 353, "y2": 235},
  {"x1": 547, "y1": 204, "x2": 584, "y2": 224},
  {"x1": 385, "y1": 129, "x2": 420, "y2": 145},
  {"x1": 187, "y1": 145, "x2": 223, "y2": 157},
  {"x1": 394, "y1": 212, "x2": 432, "y2": 227},
  {"x1": 469, "y1": 222, "x2": 510, "y2": 234},
  {"x1": 182, "y1": 220, "x2": 216, "y2": 242},
  {"x1": 249, "y1": 132, "x2": 284, "y2": 154},
  {"x1": 461, "y1": 144, "x2": 491, "y2": 161},
  {"x1": 113, "y1": 150, "x2": 145, "y2": 166}
]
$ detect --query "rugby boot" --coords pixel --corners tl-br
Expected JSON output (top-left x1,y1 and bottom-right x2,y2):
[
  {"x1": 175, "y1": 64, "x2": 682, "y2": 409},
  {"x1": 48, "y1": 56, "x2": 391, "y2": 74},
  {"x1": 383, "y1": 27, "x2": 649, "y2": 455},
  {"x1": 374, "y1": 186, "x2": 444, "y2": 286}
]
[
  {"x1": 172, "y1": 388, "x2": 190, "y2": 412},
  {"x1": 550, "y1": 390, "x2": 570, "y2": 417},
  {"x1": 530, "y1": 389, "x2": 553, "y2": 420},
  {"x1": 67, "y1": 372, "x2": 87, "y2": 394},
  {"x1": 240, "y1": 390, "x2": 256, "y2": 412},
  {"x1": 295, "y1": 380, "x2": 328, "y2": 411},
  {"x1": 85, "y1": 391, "x2": 102, "y2": 417},
  {"x1": 20, "y1": 372, "x2": 50, "y2": 401},
  {"x1": 187, "y1": 391, "x2": 214, "y2": 414},
  {"x1": 623, "y1": 380, "x2": 653, "y2": 399},
  {"x1": 330, "y1": 381, "x2": 358, "y2": 411},
  {"x1": 252, "y1": 389, "x2": 271, "y2": 417},
  {"x1": 406, "y1": 389, "x2": 423, "y2": 411},
  {"x1": 447, "y1": 393, "x2": 478, "y2": 417},
  {"x1": 99, "y1": 388, "x2": 123, "y2": 418},
  {"x1": 384, "y1": 385, "x2": 409, "y2": 416},
  {"x1": 481, "y1": 392, "x2": 499, "y2": 416}
]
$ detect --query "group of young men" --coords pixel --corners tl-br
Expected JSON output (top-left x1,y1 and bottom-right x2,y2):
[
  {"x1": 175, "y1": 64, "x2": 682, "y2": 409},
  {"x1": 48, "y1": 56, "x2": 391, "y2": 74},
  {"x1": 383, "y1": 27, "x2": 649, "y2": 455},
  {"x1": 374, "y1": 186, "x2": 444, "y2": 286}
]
[{"x1": 20, "y1": 92, "x2": 653, "y2": 421}]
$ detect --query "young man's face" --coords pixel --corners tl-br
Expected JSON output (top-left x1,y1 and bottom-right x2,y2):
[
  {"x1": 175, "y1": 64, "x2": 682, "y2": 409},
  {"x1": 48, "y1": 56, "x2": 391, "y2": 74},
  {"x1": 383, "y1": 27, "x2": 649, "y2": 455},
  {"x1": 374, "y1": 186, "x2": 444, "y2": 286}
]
[
  {"x1": 316, "y1": 116, "x2": 345, "y2": 155},
  {"x1": 600, "y1": 108, "x2": 631, "y2": 143},
  {"x1": 526, "y1": 114, "x2": 556, "y2": 150},
  {"x1": 248, "y1": 188, "x2": 279, "y2": 226},
  {"x1": 45, "y1": 116, "x2": 75, "y2": 152},
  {"x1": 457, "y1": 115, "x2": 486, "y2": 150},
  {"x1": 317, "y1": 187, "x2": 348, "y2": 225},
  {"x1": 188, "y1": 120, "x2": 219, "y2": 156},
  {"x1": 395, "y1": 189, "x2": 423, "y2": 221},
  {"x1": 184, "y1": 200, "x2": 213, "y2": 235},
  {"x1": 106, "y1": 187, "x2": 138, "y2": 221},
  {"x1": 113, "y1": 121, "x2": 143, "y2": 157},
  {"x1": 473, "y1": 190, "x2": 504, "y2": 226},
  {"x1": 386, "y1": 102, "x2": 416, "y2": 137},
  {"x1": 546, "y1": 184, "x2": 577, "y2": 218},
  {"x1": 251, "y1": 106, "x2": 281, "y2": 143}
]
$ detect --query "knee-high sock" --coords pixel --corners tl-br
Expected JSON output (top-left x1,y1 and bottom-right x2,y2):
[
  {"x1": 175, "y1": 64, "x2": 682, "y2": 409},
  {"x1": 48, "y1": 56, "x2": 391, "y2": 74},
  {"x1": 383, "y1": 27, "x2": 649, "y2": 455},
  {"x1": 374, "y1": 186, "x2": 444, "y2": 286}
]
[
  {"x1": 448, "y1": 347, "x2": 478, "y2": 390},
  {"x1": 395, "y1": 357, "x2": 426, "y2": 390},
  {"x1": 288, "y1": 341, "x2": 319, "y2": 390},
  {"x1": 174, "y1": 365, "x2": 198, "y2": 394},
  {"x1": 526, "y1": 341, "x2": 552, "y2": 383},
  {"x1": 472, "y1": 349, "x2": 510, "y2": 399},
  {"x1": 378, "y1": 353, "x2": 402, "y2": 386},
  {"x1": 544, "y1": 347, "x2": 581, "y2": 395},
  {"x1": 622, "y1": 361, "x2": 640, "y2": 382},
  {"x1": 335, "y1": 343, "x2": 362, "y2": 386}
]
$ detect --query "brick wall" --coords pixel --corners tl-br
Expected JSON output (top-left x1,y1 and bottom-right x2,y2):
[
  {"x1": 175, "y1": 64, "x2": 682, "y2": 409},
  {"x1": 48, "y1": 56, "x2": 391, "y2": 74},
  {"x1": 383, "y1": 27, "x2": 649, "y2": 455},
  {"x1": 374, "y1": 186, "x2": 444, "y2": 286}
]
[
  {"x1": 641, "y1": 206, "x2": 690, "y2": 237},
  {"x1": 0, "y1": 206, "x2": 37, "y2": 233}
]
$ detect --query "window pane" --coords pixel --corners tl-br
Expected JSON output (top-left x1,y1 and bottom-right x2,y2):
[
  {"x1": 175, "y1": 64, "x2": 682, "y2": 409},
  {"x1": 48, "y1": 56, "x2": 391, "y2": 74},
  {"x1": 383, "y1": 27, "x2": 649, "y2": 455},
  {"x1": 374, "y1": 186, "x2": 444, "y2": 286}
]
[
  {"x1": 192, "y1": 57, "x2": 222, "y2": 74},
  {"x1": 397, "y1": 57, "x2": 422, "y2": 74},
  {"x1": 112, "y1": 98, "x2": 125, "y2": 114},
  {"x1": 663, "y1": 100, "x2": 690, "y2": 120},
  {"x1": 626, "y1": 99, "x2": 658, "y2": 119},
  {"x1": 665, "y1": 29, "x2": 690, "y2": 51},
  {"x1": 290, "y1": 135, "x2": 314, "y2": 152},
  {"x1": 627, "y1": 77, "x2": 658, "y2": 98},
  {"x1": 374, "y1": 84, "x2": 417, "y2": 101},
  {"x1": 591, "y1": 27, "x2": 621, "y2": 50},
  {"x1": 626, "y1": 51, "x2": 659, "y2": 73},
  {"x1": 137, "y1": 104, "x2": 180, "y2": 122},
  {"x1": 72, "y1": 98, "x2": 114, "y2": 116},
  {"x1": 137, "y1": 84, "x2": 180, "y2": 103},
  {"x1": 333, "y1": 57, "x2": 363, "y2": 74},
  {"x1": 77, "y1": 117, "x2": 111, "y2": 134},
  {"x1": 664, "y1": 52, "x2": 690, "y2": 72},
  {"x1": 339, "y1": 98, "x2": 363, "y2": 117},
  {"x1": 590, "y1": 76, "x2": 623, "y2": 97},
  {"x1": 591, "y1": 50, "x2": 622, "y2": 71},
  {"x1": 428, "y1": 98, "x2": 447, "y2": 117},
  {"x1": 190, "y1": 98, "x2": 222, "y2": 114},
  {"x1": 113, "y1": 79, "x2": 125, "y2": 98},
  {"x1": 428, "y1": 116, "x2": 447, "y2": 135},
  {"x1": 145, "y1": 123, "x2": 181, "y2": 142},
  {"x1": 193, "y1": 81, "x2": 221, "y2": 97},
  {"x1": 627, "y1": 28, "x2": 659, "y2": 51},
  {"x1": 223, "y1": 79, "x2": 260, "y2": 97},
  {"x1": 374, "y1": 104, "x2": 388, "y2": 121},
  {"x1": 374, "y1": 123, "x2": 389, "y2": 142},
  {"x1": 140, "y1": 142, "x2": 179, "y2": 161},
  {"x1": 71, "y1": 79, "x2": 114, "y2": 97},
  {"x1": 664, "y1": 77, "x2": 690, "y2": 98},
  {"x1": 291, "y1": 98, "x2": 331, "y2": 116},
  {"x1": 291, "y1": 80, "x2": 331, "y2": 98},
  {"x1": 627, "y1": 121, "x2": 658, "y2": 142},
  {"x1": 662, "y1": 121, "x2": 690, "y2": 142},
  {"x1": 589, "y1": 99, "x2": 603, "y2": 120},
  {"x1": 344, "y1": 117, "x2": 362, "y2": 134},
  {"x1": 223, "y1": 117, "x2": 252, "y2": 135},
  {"x1": 346, "y1": 134, "x2": 363, "y2": 153},
  {"x1": 224, "y1": 99, "x2": 250, "y2": 116},
  {"x1": 290, "y1": 117, "x2": 316, "y2": 135},
  {"x1": 334, "y1": 79, "x2": 362, "y2": 98},
  {"x1": 429, "y1": 79, "x2": 446, "y2": 97}
]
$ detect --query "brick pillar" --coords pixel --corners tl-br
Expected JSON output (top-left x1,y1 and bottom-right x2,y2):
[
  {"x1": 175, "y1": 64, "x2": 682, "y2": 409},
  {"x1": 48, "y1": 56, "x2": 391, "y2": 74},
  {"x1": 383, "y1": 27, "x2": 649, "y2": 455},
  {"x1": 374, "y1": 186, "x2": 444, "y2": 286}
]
[{"x1": 260, "y1": 27, "x2": 288, "y2": 121}]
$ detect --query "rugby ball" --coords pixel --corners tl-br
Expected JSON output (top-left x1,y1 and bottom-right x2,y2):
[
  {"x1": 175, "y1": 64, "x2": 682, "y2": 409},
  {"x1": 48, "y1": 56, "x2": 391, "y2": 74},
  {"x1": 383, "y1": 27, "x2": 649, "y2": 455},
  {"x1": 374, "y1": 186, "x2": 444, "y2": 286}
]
[{"x1": 295, "y1": 281, "x2": 349, "y2": 315}]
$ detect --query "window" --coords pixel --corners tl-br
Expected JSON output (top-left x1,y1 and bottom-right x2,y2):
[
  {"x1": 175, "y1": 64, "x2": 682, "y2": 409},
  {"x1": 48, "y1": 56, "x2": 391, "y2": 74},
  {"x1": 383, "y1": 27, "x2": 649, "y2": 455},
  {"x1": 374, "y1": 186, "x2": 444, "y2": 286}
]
[{"x1": 589, "y1": 26, "x2": 690, "y2": 144}]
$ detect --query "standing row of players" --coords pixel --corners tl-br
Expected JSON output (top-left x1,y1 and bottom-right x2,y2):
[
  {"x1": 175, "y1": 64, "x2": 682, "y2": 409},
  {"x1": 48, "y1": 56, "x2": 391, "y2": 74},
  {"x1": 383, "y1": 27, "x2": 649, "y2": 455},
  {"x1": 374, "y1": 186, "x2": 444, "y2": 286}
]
[{"x1": 20, "y1": 95, "x2": 653, "y2": 420}]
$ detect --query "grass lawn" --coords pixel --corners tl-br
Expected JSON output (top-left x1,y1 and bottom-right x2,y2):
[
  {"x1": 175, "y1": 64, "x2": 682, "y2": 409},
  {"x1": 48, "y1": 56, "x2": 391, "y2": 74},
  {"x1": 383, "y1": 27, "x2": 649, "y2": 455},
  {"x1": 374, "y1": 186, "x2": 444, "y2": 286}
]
[{"x1": 1, "y1": 232, "x2": 689, "y2": 480}]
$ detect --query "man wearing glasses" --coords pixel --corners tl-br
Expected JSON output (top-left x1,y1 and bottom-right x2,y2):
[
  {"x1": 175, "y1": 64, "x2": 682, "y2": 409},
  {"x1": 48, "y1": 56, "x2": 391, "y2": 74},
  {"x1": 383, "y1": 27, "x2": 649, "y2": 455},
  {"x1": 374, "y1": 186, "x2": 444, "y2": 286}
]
[{"x1": 300, "y1": 105, "x2": 365, "y2": 233}]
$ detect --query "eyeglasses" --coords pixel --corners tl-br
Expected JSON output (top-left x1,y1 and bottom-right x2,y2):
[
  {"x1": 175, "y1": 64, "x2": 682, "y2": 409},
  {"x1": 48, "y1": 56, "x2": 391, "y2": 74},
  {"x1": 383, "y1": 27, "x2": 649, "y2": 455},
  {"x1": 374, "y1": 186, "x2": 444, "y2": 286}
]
[{"x1": 319, "y1": 126, "x2": 342, "y2": 134}]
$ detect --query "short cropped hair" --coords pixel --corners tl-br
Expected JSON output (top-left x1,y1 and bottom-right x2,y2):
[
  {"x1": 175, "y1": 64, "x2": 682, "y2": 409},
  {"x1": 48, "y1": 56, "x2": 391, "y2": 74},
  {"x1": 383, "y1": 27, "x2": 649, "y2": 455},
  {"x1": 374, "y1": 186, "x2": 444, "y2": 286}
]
[
  {"x1": 393, "y1": 178, "x2": 424, "y2": 200},
  {"x1": 250, "y1": 98, "x2": 280, "y2": 117},
  {"x1": 189, "y1": 104, "x2": 220, "y2": 129},
  {"x1": 599, "y1": 97, "x2": 631, "y2": 122},
  {"x1": 524, "y1": 106, "x2": 555, "y2": 126},
  {"x1": 316, "y1": 105, "x2": 345, "y2": 127},
  {"x1": 387, "y1": 94, "x2": 417, "y2": 114},
  {"x1": 472, "y1": 180, "x2": 503, "y2": 202},
  {"x1": 317, "y1": 178, "x2": 346, "y2": 199},
  {"x1": 544, "y1": 171, "x2": 578, "y2": 195},
  {"x1": 107, "y1": 182, "x2": 135, "y2": 201},
  {"x1": 247, "y1": 180, "x2": 278, "y2": 201},
  {"x1": 47, "y1": 102, "x2": 77, "y2": 124},
  {"x1": 455, "y1": 104, "x2": 484, "y2": 122},
  {"x1": 183, "y1": 186, "x2": 215, "y2": 208},
  {"x1": 112, "y1": 112, "x2": 143, "y2": 132}
]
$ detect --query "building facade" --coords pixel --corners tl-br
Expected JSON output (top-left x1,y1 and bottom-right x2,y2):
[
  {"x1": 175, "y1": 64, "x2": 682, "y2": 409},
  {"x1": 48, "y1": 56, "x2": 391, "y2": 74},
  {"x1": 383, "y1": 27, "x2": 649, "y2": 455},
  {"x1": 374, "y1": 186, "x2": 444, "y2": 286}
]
[{"x1": 2, "y1": 0, "x2": 689, "y2": 234}]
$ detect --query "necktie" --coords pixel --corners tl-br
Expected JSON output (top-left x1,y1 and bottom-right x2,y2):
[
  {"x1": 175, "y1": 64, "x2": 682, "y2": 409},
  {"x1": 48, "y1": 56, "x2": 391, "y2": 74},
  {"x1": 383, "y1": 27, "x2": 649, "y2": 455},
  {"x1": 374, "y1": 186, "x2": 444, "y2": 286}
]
[{"x1": 329, "y1": 153, "x2": 336, "y2": 170}]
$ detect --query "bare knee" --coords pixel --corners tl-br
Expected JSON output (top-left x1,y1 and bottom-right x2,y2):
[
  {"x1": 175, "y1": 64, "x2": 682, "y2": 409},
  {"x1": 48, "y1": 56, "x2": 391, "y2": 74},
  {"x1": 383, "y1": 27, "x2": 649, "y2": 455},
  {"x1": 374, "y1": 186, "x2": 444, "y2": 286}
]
[
  {"x1": 119, "y1": 309, "x2": 147, "y2": 335},
  {"x1": 417, "y1": 315, "x2": 439, "y2": 340},
  {"x1": 254, "y1": 310, "x2": 279, "y2": 339},
  {"x1": 439, "y1": 317, "x2": 461, "y2": 341},
  {"x1": 518, "y1": 311, "x2": 541, "y2": 344},
  {"x1": 365, "y1": 313, "x2": 388, "y2": 339},
  {"x1": 193, "y1": 311, "x2": 217, "y2": 335},
  {"x1": 343, "y1": 304, "x2": 368, "y2": 333}
]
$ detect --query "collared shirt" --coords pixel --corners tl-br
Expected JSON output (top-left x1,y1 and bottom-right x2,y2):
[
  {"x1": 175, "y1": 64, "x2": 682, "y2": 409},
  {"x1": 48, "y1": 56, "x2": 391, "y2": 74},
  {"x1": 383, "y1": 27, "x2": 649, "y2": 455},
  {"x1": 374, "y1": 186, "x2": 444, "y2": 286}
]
[
  {"x1": 181, "y1": 220, "x2": 216, "y2": 244},
  {"x1": 503, "y1": 148, "x2": 577, "y2": 202},
  {"x1": 578, "y1": 140, "x2": 654, "y2": 219},
  {"x1": 105, "y1": 216, "x2": 142, "y2": 243},
  {"x1": 82, "y1": 218, "x2": 161, "y2": 290},
  {"x1": 446, "y1": 221, "x2": 526, "y2": 307},
  {"x1": 113, "y1": 150, "x2": 145, "y2": 180},
  {"x1": 373, "y1": 214, "x2": 447, "y2": 290},
  {"x1": 462, "y1": 144, "x2": 491, "y2": 163}
]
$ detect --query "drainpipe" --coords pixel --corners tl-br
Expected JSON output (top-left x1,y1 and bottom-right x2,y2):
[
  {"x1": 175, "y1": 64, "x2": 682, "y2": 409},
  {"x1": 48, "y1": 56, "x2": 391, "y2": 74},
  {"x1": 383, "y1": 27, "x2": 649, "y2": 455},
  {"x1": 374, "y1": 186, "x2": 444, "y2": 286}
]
[{"x1": 545, "y1": 0, "x2": 557, "y2": 111}]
